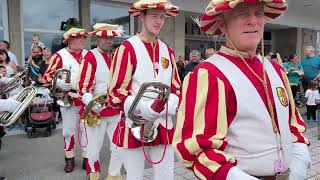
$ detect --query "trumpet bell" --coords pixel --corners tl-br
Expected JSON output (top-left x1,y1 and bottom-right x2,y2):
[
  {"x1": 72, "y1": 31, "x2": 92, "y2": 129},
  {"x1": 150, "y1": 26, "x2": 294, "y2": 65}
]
[
  {"x1": 51, "y1": 69, "x2": 73, "y2": 107},
  {"x1": 82, "y1": 115, "x2": 101, "y2": 128},
  {"x1": 0, "y1": 86, "x2": 37, "y2": 127},
  {"x1": 81, "y1": 94, "x2": 108, "y2": 128},
  {"x1": 0, "y1": 69, "x2": 27, "y2": 96},
  {"x1": 131, "y1": 125, "x2": 159, "y2": 143}
]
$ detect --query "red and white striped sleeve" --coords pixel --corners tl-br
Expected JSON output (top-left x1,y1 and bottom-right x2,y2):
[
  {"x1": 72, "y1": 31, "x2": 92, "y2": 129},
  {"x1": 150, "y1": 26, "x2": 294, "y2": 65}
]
[
  {"x1": 173, "y1": 63, "x2": 237, "y2": 180},
  {"x1": 77, "y1": 51, "x2": 97, "y2": 97},
  {"x1": 168, "y1": 48, "x2": 181, "y2": 96},
  {"x1": 107, "y1": 42, "x2": 136, "y2": 110},
  {"x1": 43, "y1": 53, "x2": 63, "y2": 84}
]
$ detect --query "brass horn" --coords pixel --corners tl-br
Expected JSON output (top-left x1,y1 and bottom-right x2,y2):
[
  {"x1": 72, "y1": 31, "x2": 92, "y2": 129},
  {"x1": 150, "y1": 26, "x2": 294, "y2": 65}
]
[
  {"x1": 0, "y1": 68, "x2": 28, "y2": 96},
  {"x1": 128, "y1": 81, "x2": 171, "y2": 143},
  {"x1": 51, "y1": 68, "x2": 72, "y2": 107},
  {"x1": 0, "y1": 86, "x2": 37, "y2": 126},
  {"x1": 81, "y1": 94, "x2": 109, "y2": 128}
]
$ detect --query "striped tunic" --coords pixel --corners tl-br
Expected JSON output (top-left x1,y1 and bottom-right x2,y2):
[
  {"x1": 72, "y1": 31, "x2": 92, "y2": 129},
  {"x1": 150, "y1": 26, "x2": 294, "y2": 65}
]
[
  {"x1": 43, "y1": 49, "x2": 84, "y2": 106},
  {"x1": 77, "y1": 48, "x2": 120, "y2": 117},
  {"x1": 108, "y1": 33, "x2": 181, "y2": 148},
  {"x1": 173, "y1": 46, "x2": 309, "y2": 179}
]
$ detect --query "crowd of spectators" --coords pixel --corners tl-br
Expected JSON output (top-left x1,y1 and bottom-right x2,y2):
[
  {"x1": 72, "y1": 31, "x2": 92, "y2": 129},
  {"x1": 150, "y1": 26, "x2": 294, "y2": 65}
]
[{"x1": 0, "y1": 34, "x2": 53, "y2": 131}]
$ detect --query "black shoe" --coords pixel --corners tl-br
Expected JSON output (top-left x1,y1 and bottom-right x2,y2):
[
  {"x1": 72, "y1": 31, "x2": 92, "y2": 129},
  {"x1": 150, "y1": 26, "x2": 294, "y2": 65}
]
[
  {"x1": 0, "y1": 176, "x2": 6, "y2": 180},
  {"x1": 64, "y1": 157, "x2": 75, "y2": 173}
]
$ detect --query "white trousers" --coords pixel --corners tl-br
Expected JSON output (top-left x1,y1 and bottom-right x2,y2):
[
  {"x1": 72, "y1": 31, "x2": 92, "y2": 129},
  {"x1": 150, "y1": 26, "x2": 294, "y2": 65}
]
[
  {"x1": 86, "y1": 114, "x2": 124, "y2": 175},
  {"x1": 124, "y1": 145, "x2": 174, "y2": 180},
  {"x1": 61, "y1": 106, "x2": 87, "y2": 158}
]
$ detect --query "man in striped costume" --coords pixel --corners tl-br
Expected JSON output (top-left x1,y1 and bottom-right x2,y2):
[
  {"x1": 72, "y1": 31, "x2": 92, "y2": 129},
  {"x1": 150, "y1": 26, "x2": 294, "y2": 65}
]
[
  {"x1": 77, "y1": 23, "x2": 124, "y2": 180},
  {"x1": 107, "y1": 0, "x2": 181, "y2": 179},
  {"x1": 43, "y1": 27, "x2": 89, "y2": 173},
  {"x1": 173, "y1": 1, "x2": 311, "y2": 180}
]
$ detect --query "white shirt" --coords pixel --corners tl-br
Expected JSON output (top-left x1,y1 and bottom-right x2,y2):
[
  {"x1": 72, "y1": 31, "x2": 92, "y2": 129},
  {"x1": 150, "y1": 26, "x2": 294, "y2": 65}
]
[
  {"x1": 8, "y1": 51, "x2": 18, "y2": 66},
  {"x1": 305, "y1": 89, "x2": 319, "y2": 105}
]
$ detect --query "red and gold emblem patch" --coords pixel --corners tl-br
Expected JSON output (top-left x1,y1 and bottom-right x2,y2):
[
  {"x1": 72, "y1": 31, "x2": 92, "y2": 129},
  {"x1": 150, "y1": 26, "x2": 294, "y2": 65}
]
[
  {"x1": 276, "y1": 87, "x2": 289, "y2": 107},
  {"x1": 161, "y1": 57, "x2": 169, "y2": 69}
]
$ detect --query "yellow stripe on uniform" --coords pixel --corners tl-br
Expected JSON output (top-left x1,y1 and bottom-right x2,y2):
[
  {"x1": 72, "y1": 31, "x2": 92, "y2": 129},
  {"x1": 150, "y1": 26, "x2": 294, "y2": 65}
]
[
  {"x1": 118, "y1": 53, "x2": 133, "y2": 97},
  {"x1": 198, "y1": 152, "x2": 222, "y2": 174},
  {"x1": 185, "y1": 69, "x2": 208, "y2": 154},
  {"x1": 108, "y1": 45, "x2": 126, "y2": 103},
  {"x1": 173, "y1": 74, "x2": 192, "y2": 167},
  {"x1": 209, "y1": 78, "x2": 228, "y2": 149},
  {"x1": 82, "y1": 62, "x2": 93, "y2": 93}
]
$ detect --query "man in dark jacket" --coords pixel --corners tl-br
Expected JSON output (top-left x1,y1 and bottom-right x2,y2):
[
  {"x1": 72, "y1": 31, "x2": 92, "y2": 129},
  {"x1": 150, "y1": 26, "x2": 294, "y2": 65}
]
[{"x1": 184, "y1": 50, "x2": 201, "y2": 77}]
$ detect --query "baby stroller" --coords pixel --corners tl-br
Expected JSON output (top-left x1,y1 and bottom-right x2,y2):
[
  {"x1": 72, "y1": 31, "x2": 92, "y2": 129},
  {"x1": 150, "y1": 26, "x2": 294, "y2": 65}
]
[{"x1": 25, "y1": 87, "x2": 55, "y2": 138}]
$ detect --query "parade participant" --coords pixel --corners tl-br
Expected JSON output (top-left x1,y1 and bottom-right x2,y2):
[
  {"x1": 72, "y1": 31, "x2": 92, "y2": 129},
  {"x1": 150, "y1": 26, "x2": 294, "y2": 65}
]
[
  {"x1": 77, "y1": 23, "x2": 124, "y2": 180},
  {"x1": 43, "y1": 25, "x2": 89, "y2": 173},
  {"x1": 108, "y1": 0, "x2": 181, "y2": 179},
  {"x1": 173, "y1": 1, "x2": 311, "y2": 180}
]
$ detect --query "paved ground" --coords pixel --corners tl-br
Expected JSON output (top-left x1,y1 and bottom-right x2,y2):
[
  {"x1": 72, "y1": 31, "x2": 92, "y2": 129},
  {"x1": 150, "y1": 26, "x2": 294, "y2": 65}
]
[{"x1": 1, "y1": 115, "x2": 320, "y2": 180}]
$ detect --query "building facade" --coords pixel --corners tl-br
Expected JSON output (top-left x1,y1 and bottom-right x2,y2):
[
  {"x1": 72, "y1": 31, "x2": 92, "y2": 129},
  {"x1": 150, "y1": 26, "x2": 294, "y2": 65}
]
[{"x1": 1, "y1": 0, "x2": 320, "y2": 66}]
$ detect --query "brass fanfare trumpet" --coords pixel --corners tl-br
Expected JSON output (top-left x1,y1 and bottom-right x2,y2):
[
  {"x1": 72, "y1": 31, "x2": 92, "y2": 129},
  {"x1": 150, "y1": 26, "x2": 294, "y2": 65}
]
[
  {"x1": 51, "y1": 68, "x2": 72, "y2": 107},
  {"x1": 0, "y1": 68, "x2": 28, "y2": 96},
  {"x1": 81, "y1": 94, "x2": 109, "y2": 128},
  {"x1": 0, "y1": 86, "x2": 37, "y2": 126},
  {"x1": 128, "y1": 81, "x2": 171, "y2": 143}
]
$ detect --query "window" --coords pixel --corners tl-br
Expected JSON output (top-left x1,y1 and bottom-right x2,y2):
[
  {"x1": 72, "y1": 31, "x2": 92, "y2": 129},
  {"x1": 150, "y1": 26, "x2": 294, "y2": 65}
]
[
  {"x1": 22, "y1": 0, "x2": 78, "y2": 59},
  {"x1": 0, "y1": 0, "x2": 8, "y2": 40},
  {"x1": 90, "y1": 0, "x2": 132, "y2": 47}
]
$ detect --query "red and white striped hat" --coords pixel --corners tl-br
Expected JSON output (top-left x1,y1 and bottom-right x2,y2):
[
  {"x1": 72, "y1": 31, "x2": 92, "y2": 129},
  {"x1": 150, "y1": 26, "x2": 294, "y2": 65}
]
[
  {"x1": 63, "y1": 28, "x2": 88, "y2": 41},
  {"x1": 201, "y1": 0, "x2": 288, "y2": 35},
  {"x1": 128, "y1": 0, "x2": 179, "y2": 17},
  {"x1": 91, "y1": 23, "x2": 125, "y2": 37}
]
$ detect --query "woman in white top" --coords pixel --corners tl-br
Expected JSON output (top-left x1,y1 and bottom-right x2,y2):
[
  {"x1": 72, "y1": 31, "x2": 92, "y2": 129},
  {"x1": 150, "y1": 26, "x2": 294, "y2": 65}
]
[{"x1": 0, "y1": 49, "x2": 17, "y2": 77}]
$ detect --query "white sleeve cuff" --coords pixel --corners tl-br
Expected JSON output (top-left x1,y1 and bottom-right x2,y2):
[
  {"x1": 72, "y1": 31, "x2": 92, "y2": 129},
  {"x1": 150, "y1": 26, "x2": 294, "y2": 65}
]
[{"x1": 226, "y1": 167, "x2": 259, "y2": 180}]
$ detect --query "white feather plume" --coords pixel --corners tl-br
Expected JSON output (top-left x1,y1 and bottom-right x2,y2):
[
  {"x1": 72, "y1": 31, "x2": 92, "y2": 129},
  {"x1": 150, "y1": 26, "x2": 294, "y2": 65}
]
[{"x1": 116, "y1": 25, "x2": 125, "y2": 34}]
